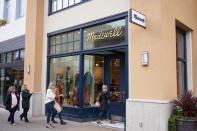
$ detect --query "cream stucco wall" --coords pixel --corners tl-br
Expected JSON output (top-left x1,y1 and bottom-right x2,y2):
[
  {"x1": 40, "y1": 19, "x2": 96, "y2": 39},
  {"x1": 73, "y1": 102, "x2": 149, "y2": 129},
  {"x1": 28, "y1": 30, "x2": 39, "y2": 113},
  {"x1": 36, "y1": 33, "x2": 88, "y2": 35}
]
[
  {"x1": 0, "y1": 0, "x2": 27, "y2": 42},
  {"x1": 129, "y1": 0, "x2": 197, "y2": 100}
]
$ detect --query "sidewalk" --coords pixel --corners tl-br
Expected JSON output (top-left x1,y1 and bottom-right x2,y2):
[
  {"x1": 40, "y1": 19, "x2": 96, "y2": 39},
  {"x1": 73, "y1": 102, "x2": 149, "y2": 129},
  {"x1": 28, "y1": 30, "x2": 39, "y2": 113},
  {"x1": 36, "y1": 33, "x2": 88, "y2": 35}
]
[{"x1": 0, "y1": 108, "x2": 122, "y2": 131}]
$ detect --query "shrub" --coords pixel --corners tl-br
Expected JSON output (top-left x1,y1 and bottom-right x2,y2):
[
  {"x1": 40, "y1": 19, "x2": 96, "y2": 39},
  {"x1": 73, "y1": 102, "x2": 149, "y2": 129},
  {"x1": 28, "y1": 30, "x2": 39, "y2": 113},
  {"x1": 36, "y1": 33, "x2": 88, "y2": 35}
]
[{"x1": 168, "y1": 91, "x2": 197, "y2": 131}]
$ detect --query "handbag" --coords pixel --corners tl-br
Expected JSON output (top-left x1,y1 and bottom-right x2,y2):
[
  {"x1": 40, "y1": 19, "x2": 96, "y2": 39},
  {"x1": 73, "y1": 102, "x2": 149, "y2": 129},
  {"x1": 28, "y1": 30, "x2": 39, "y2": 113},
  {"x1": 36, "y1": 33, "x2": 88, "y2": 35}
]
[
  {"x1": 95, "y1": 101, "x2": 100, "y2": 107},
  {"x1": 53, "y1": 102, "x2": 62, "y2": 113}
]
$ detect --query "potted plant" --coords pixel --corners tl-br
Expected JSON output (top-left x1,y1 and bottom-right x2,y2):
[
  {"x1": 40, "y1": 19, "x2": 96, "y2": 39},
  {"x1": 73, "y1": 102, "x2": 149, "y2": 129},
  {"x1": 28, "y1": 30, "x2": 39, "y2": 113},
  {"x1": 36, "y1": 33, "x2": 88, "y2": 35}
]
[
  {"x1": 0, "y1": 20, "x2": 7, "y2": 27},
  {"x1": 168, "y1": 91, "x2": 197, "y2": 131}
]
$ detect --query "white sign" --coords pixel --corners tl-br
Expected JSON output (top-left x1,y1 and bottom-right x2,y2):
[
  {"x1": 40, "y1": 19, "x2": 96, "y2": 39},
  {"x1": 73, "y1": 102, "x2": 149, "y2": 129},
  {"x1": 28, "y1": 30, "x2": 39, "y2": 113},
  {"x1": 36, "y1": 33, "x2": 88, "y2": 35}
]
[{"x1": 130, "y1": 9, "x2": 146, "y2": 28}]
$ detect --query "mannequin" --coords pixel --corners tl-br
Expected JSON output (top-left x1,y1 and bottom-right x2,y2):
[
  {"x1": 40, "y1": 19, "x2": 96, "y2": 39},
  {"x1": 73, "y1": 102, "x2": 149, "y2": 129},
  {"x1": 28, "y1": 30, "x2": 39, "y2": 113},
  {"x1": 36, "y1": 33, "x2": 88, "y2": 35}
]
[{"x1": 65, "y1": 67, "x2": 72, "y2": 99}]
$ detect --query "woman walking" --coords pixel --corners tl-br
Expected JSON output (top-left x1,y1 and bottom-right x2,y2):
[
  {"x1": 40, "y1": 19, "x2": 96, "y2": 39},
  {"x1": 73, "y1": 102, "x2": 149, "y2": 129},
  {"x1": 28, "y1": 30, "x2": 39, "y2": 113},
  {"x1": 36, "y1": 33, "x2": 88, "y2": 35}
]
[
  {"x1": 5, "y1": 86, "x2": 19, "y2": 126},
  {"x1": 45, "y1": 82, "x2": 56, "y2": 128},
  {"x1": 51, "y1": 81, "x2": 66, "y2": 125},
  {"x1": 20, "y1": 84, "x2": 32, "y2": 122},
  {"x1": 97, "y1": 85, "x2": 116, "y2": 124}
]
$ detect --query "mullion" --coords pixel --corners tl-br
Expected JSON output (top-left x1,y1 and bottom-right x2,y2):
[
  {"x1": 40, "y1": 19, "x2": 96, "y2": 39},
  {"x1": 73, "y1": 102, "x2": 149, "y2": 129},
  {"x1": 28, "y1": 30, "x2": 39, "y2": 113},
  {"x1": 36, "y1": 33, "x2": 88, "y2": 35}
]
[
  {"x1": 177, "y1": 57, "x2": 186, "y2": 63},
  {"x1": 55, "y1": 35, "x2": 57, "y2": 54},
  {"x1": 55, "y1": 0, "x2": 58, "y2": 11},
  {"x1": 60, "y1": 34, "x2": 62, "y2": 53},
  {"x1": 66, "y1": 33, "x2": 68, "y2": 52},
  {"x1": 73, "y1": 32, "x2": 74, "y2": 51},
  {"x1": 62, "y1": 0, "x2": 63, "y2": 9}
]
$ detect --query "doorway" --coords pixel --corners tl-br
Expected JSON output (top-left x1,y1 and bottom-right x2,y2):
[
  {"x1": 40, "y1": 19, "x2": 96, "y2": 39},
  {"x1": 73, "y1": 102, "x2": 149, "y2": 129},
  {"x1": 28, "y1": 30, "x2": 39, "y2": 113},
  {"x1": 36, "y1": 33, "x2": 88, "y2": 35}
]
[{"x1": 84, "y1": 49, "x2": 126, "y2": 119}]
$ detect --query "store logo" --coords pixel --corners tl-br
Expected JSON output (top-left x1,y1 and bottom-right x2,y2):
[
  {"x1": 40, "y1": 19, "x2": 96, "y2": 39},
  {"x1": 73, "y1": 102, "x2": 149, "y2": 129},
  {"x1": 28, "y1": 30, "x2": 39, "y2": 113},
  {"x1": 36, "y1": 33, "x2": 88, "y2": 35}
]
[
  {"x1": 130, "y1": 9, "x2": 146, "y2": 28},
  {"x1": 87, "y1": 27, "x2": 123, "y2": 42}
]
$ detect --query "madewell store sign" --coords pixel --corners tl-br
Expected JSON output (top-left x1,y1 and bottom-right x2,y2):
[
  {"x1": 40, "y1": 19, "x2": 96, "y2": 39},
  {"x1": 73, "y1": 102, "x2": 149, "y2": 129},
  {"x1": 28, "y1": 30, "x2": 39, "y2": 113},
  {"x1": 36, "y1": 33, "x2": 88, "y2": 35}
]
[{"x1": 129, "y1": 9, "x2": 146, "y2": 28}]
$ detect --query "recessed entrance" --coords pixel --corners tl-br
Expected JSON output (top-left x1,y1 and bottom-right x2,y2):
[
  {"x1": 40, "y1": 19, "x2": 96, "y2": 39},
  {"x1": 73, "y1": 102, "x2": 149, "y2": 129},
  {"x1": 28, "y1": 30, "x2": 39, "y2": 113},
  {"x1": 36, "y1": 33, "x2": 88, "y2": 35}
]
[{"x1": 84, "y1": 48, "x2": 126, "y2": 119}]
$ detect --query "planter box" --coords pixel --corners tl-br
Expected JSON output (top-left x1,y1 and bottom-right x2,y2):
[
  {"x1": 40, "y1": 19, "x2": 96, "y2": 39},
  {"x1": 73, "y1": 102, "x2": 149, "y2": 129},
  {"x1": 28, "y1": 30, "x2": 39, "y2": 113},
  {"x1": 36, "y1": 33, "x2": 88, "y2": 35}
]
[{"x1": 176, "y1": 118, "x2": 197, "y2": 131}]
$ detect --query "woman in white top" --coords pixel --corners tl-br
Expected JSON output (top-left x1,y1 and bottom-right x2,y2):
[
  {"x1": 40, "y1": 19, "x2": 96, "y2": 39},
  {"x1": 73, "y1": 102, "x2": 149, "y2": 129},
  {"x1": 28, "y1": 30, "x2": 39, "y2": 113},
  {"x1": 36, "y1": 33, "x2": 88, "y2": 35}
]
[
  {"x1": 5, "y1": 86, "x2": 19, "y2": 125},
  {"x1": 45, "y1": 82, "x2": 56, "y2": 128}
]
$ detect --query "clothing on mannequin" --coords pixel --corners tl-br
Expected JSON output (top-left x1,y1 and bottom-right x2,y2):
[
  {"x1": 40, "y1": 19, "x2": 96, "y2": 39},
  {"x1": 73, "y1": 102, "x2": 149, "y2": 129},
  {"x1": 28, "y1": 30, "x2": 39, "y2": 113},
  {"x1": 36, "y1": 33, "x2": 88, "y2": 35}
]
[{"x1": 65, "y1": 67, "x2": 72, "y2": 99}]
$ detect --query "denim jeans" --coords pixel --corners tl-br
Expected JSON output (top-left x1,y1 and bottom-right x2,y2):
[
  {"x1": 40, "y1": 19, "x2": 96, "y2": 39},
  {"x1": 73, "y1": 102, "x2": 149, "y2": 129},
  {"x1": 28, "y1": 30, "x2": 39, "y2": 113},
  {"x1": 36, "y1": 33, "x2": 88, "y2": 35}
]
[
  {"x1": 8, "y1": 106, "x2": 17, "y2": 124},
  {"x1": 51, "y1": 108, "x2": 63, "y2": 121},
  {"x1": 45, "y1": 101, "x2": 54, "y2": 124},
  {"x1": 20, "y1": 108, "x2": 29, "y2": 120},
  {"x1": 98, "y1": 109, "x2": 112, "y2": 120}
]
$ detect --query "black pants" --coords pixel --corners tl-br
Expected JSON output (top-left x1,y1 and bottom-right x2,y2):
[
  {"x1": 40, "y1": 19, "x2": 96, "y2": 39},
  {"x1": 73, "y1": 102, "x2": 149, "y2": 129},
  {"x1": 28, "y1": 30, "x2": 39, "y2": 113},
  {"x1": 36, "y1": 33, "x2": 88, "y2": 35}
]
[
  {"x1": 8, "y1": 106, "x2": 17, "y2": 124},
  {"x1": 20, "y1": 108, "x2": 29, "y2": 120}
]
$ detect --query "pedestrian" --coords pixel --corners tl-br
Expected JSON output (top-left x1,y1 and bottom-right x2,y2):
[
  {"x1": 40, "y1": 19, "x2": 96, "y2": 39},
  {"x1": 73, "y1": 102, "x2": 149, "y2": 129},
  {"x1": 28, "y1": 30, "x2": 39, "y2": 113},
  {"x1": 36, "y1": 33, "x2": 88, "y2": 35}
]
[
  {"x1": 51, "y1": 81, "x2": 66, "y2": 125},
  {"x1": 20, "y1": 84, "x2": 32, "y2": 123},
  {"x1": 45, "y1": 82, "x2": 56, "y2": 128},
  {"x1": 97, "y1": 85, "x2": 116, "y2": 124},
  {"x1": 5, "y1": 86, "x2": 19, "y2": 126}
]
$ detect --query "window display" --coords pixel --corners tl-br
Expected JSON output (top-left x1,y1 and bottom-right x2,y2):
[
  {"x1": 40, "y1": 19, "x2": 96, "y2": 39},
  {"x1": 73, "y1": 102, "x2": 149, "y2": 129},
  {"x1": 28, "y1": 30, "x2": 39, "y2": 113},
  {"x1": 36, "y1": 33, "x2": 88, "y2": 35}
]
[
  {"x1": 84, "y1": 55, "x2": 104, "y2": 107},
  {"x1": 50, "y1": 55, "x2": 79, "y2": 107}
]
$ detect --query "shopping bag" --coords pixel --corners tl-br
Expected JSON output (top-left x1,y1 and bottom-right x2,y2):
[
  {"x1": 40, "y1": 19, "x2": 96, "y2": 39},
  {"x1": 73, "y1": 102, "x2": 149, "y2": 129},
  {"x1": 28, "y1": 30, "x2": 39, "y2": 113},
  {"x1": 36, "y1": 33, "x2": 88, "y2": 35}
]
[
  {"x1": 53, "y1": 102, "x2": 62, "y2": 113},
  {"x1": 95, "y1": 101, "x2": 100, "y2": 107}
]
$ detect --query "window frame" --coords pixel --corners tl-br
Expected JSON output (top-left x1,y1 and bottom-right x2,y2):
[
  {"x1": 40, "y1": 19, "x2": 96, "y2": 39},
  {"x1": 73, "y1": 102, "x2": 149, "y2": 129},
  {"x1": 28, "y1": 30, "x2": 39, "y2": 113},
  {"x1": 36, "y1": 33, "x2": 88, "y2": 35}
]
[
  {"x1": 48, "y1": 0, "x2": 90, "y2": 15},
  {"x1": 176, "y1": 27, "x2": 187, "y2": 94},
  {"x1": 46, "y1": 12, "x2": 129, "y2": 108}
]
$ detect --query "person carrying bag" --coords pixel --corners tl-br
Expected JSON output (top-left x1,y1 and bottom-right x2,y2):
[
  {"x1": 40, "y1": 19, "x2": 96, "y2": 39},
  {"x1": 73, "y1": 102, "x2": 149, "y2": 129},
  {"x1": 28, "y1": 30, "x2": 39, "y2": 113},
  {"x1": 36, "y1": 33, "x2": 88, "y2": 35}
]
[{"x1": 45, "y1": 82, "x2": 56, "y2": 128}]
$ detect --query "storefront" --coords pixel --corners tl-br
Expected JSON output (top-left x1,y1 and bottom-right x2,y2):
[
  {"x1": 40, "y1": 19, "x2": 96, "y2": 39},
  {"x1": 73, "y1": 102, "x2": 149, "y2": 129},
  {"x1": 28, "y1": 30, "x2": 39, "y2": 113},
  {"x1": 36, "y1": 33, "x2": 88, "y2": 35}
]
[
  {"x1": 0, "y1": 35, "x2": 25, "y2": 106},
  {"x1": 0, "y1": 49, "x2": 25, "y2": 106},
  {"x1": 47, "y1": 13, "x2": 128, "y2": 120}
]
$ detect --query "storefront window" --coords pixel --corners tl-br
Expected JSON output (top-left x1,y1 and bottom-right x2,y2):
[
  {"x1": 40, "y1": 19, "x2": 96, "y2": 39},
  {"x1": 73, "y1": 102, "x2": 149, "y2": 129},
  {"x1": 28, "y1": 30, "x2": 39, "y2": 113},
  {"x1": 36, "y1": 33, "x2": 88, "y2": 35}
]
[
  {"x1": 50, "y1": 55, "x2": 80, "y2": 107},
  {"x1": 176, "y1": 28, "x2": 187, "y2": 95},
  {"x1": 6, "y1": 52, "x2": 12, "y2": 63},
  {"x1": 84, "y1": 55, "x2": 104, "y2": 107},
  {"x1": 0, "y1": 69, "x2": 5, "y2": 105},
  {"x1": 13, "y1": 51, "x2": 20, "y2": 61},
  {"x1": 83, "y1": 19, "x2": 125, "y2": 50},
  {"x1": 51, "y1": 0, "x2": 82, "y2": 13},
  {"x1": 20, "y1": 49, "x2": 25, "y2": 60},
  {"x1": 50, "y1": 30, "x2": 80, "y2": 55},
  {"x1": 1, "y1": 54, "x2": 6, "y2": 63}
]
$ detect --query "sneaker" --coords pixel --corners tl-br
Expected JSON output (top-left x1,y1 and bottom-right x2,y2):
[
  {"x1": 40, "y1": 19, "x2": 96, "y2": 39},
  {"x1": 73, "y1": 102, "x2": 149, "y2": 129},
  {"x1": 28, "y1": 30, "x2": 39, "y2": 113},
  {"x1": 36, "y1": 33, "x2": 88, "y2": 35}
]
[
  {"x1": 11, "y1": 123, "x2": 16, "y2": 126},
  {"x1": 97, "y1": 120, "x2": 101, "y2": 124},
  {"x1": 109, "y1": 120, "x2": 115, "y2": 124},
  {"x1": 60, "y1": 120, "x2": 66, "y2": 125},
  {"x1": 46, "y1": 124, "x2": 50, "y2": 128},
  {"x1": 50, "y1": 123, "x2": 55, "y2": 128},
  {"x1": 8, "y1": 118, "x2": 10, "y2": 122},
  {"x1": 20, "y1": 115, "x2": 23, "y2": 121},
  {"x1": 25, "y1": 119, "x2": 29, "y2": 123},
  {"x1": 52, "y1": 119, "x2": 57, "y2": 124}
]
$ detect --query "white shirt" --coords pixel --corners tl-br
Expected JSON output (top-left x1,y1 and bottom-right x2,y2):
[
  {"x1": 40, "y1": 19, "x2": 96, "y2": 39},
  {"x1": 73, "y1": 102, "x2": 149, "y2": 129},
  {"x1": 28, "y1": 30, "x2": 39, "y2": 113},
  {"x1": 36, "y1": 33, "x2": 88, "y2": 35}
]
[
  {"x1": 11, "y1": 93, "x2": 17, "y2": 108},
  {"x1": 45, "y1": 89, "x2": 55, "y2": 104}
]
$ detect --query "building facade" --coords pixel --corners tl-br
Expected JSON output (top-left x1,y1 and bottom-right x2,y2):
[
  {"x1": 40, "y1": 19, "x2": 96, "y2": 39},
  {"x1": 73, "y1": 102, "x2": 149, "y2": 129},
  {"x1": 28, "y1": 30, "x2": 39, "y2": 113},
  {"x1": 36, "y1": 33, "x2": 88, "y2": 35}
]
[
  {"x1": 1, "y1": 0, "x2": 197, "y2": 131},
  {"x1": 0, "y1": 0, "x2": 26, "y2": 106}
]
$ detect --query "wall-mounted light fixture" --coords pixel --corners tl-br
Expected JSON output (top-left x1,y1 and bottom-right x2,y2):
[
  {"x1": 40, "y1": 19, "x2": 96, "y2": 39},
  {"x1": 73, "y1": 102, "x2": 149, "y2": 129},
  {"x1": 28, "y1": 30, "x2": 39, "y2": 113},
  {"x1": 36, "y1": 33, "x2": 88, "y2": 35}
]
[
  {"x1": 27, "y1": 65, "x2": 30, "y2": 73},
  {"x1": 141, "y1": 51, "x2": 148, "y2": 66}
]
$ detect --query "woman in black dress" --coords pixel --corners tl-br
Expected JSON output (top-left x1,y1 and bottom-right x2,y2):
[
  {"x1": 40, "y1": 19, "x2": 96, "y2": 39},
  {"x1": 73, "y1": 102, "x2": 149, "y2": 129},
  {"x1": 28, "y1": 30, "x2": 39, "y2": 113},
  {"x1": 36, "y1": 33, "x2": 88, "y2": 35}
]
[{"x1": 20, "y1": 84, "x2": 32, "y2": 122}]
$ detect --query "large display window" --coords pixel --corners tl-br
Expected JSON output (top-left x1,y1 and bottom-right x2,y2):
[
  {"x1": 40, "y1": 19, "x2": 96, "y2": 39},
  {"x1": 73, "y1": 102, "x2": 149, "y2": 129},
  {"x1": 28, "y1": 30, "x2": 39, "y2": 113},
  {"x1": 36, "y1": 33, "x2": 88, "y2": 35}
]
[{"x1": 50, "y1": 55, "x2": 80, "y2": 107}]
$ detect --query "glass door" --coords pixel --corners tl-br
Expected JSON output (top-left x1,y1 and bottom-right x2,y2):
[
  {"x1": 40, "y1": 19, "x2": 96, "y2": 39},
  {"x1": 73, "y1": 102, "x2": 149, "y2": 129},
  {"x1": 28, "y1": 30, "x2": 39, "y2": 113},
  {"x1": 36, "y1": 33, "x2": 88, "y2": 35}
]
[
  {"x1": 104, "y1": 54, "x2": 125, "y2": 118},
  {"x1": 0, "y1": 69, "x2": 5, "y2": 106}
]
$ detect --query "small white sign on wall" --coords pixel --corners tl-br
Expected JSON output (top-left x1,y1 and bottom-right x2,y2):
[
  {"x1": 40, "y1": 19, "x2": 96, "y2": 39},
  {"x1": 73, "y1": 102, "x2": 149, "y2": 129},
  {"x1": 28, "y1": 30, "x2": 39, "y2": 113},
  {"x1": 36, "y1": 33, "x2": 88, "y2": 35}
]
[{"x1": 130, "y1": 9, "x2": 146, "y2": 28}]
